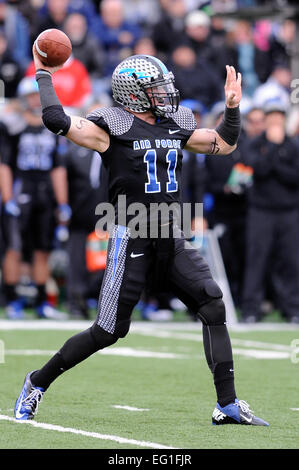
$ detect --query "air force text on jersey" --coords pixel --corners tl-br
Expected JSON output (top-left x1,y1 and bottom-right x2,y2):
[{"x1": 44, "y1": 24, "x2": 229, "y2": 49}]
[{"x1": 133, "y1": 139, "x2": 182, "y2": 150}]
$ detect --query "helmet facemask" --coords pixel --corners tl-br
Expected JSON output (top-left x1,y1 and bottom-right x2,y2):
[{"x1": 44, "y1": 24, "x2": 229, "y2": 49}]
[{"x1": 141, "y1": 73, "x2": 180, "y2": 116}]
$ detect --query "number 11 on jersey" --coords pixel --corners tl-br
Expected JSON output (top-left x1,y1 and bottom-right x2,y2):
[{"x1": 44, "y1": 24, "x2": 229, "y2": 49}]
[{"x1": 144, "y1": 149, "x2": 178, "y2": 193}]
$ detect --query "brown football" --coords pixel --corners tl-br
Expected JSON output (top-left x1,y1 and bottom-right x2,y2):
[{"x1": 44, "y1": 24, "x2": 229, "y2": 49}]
[{"x1": 34, "y1": 29, "x2": 72, "y2": 67}]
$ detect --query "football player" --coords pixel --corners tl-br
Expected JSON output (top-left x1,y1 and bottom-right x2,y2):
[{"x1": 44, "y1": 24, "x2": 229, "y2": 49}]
[
  {"x1": 14, "y1": 48, "x2": 269, "y2": 426},
  {"x1": 0, "y1": 77, "x2": 69, "y2": 320}
]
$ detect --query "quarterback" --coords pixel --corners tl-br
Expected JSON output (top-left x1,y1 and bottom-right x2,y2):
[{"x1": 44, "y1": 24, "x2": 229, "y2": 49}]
[{"x1": 14, "y1": 46, "x2": 269, "y2": 427}]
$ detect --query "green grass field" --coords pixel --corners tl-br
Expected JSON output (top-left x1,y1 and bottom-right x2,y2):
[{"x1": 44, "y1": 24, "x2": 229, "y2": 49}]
[{"x1": 0, "y1": 319, "x2": 299, "y2": 449}]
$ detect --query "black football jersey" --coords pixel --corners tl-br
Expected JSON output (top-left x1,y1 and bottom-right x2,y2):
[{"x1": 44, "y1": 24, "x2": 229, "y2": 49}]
[
  {"x1": 2, "y1": 124, "x2": 62, "y2": 182},
  {"x1": 86, "y1": 106, "x2": 196, "y2": 223}
]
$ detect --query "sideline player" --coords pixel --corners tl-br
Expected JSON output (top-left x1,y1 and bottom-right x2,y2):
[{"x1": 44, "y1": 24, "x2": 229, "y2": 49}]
[
  {"x1": 14, "y1": 48, "x2": 269, "y2": 426},
  {"x1": 0, "y1": 77, "x2": 69, "y2": 320}
]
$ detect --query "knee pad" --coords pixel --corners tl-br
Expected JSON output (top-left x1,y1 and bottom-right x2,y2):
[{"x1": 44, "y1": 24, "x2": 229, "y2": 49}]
[
  {"x1": 198, "y1": 298, "x2": 226, "y2": 326},
  {"x1": 90, "y1": 324, "x2": 118, "y2": 349}
]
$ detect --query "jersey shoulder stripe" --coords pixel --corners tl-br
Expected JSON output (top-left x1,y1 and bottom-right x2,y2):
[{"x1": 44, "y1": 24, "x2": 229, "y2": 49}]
[
  {"x1": 86, "y1": 107, "x2": 134, "y2": 136},
  {"x1": 166, "y1": 105, "x2": 196, "y2": 132}
]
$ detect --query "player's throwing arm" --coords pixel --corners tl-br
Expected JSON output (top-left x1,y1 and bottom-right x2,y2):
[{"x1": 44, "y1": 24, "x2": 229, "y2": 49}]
[{"x1": 32, "y1": 34, "x2": 109, "y2": 154}]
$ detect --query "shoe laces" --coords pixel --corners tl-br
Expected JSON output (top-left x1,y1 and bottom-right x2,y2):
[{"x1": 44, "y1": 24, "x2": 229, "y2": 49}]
[
  {"x1": 22, "y1": 388, "x2": 44, "y2": 413},
  {"x1": 236, "y1": 400, "x2": 254, "y2": 415}
]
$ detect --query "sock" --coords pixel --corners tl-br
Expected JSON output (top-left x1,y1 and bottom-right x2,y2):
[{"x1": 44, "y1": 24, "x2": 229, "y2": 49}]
[
  {"x1": 4, "y1": 284, "x2": 17, "y2": 303},
  {"x1": 201, "y1": 323, "x2": 237, "y2": 407},
  {"x1": 36, "y1": 284, "x2": 47, "y2": 306},
  {"x1": 30, "y1": 325, "x2": 117, "y2": 390},
  {"x1": 31, "y1": 353, "x2": 67, "y2": 390},
  {"x1": 214, "y1": 361, "x2": 236, "y2": 407}
]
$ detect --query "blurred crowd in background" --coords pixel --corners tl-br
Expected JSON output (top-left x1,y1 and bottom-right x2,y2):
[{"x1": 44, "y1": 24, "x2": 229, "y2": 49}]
[{"x1": 0, "y1": 0, "x2": 299, "y2": 323}]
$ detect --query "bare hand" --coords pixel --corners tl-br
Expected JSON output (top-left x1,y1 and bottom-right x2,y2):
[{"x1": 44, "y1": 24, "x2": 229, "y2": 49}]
[
  {"x1": 225, "y1": 65, "x2": 242, "y2": 108},
  {"x1": 32, "y1": 43, "x2": 63, "y2": 74}
]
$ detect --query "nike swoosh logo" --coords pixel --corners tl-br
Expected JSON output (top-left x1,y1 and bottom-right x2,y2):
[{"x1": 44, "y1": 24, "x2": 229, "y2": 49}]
[
  {"x1": 15, "y1": 409, "x2": 26, "y2": 420},
  {"x1": 240, "y1": 413, "x2": 253, "y2": 423},
  {"x1": 169, "y1": 129, "x2": 180, "y2": 134},
  {"x1": 130, "y1": 253, "x2": 144, "y2": 258}
]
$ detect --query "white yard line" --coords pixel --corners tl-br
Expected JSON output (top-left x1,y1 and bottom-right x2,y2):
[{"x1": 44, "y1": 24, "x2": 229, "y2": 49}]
[
  {"x1": 130, "y1": 326, "x2": 293, "y2": 352},
  {"x1": 0, "y1": 320, "x2": 295, "y2": 357},
  {"x1": 0, "y1": 414, "x2": 174, "y2": 449},
  {"x1": 0, "y1": 320, "x2": 298, "y2": 332},
  {"x1": 231, "y1": 348, "x2": 290, "y2": 359},
  {"x1": 112, "y1": 405, "x2": 150, "y2": 412},
  {"x1": 100, "y1": 347, "x2": 186, "y2": 359},
  {"x1": 5, "y1": 348, "x2": 188, "y2": 360},
  {"x1": 290, "y1": 408, "x2": 299, "y2": 411},
  {"x1": 4, "y1": 347, "x2": 290, "y2": 360},
  {"x1": 0, "y1": 320, "x2": 92, "y2": 330}
]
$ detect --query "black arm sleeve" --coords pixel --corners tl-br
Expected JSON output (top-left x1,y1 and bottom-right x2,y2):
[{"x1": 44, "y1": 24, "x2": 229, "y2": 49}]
[
  {"x1": 216, "y1": 106, "x2": 241, "y2": 146},
  {"x1": 36, "y1": 69, "x2": 71, "y2": 136}
]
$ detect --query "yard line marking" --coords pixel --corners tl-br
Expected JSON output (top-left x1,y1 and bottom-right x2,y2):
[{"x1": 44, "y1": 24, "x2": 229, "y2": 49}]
[
  {"x1": 130, "y1": 326, "x2": 293, "y2": 352},
  {"x1": 0, "y1": 414, "x2": 175, "y2": 449},
  {"x1": 0, "y1": 320, "x2": 92, "y2": 330},
  {"x1": 290, "y1": 408, "x2": 299, "y2": 411},
  {"x1": 4, "y1": 347, "x2": 289, "y2": 360},
  {"x1": 100, "y1": 347, "x2": 186, "y2": 359},
  {"x1": 1, "y1": 320, "x2": 299, "y2": 332},
  {"x1": 231, "y1": 348, "x2": 290, "y2": 359},
  {"x1": 112, "y1": 405, "x2": 150, "y2": 412},
  {"x1": 5, "y1": 348, "x2": 188, "y2": 360}
]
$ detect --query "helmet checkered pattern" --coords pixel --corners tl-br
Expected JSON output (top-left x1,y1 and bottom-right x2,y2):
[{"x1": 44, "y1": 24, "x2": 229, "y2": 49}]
[
  {"x1": 112, "y1": 55, "x2": 169, "y2": 113},
  {"x1": 86, "y1": 107, "x2": 134, "y2": 136}
]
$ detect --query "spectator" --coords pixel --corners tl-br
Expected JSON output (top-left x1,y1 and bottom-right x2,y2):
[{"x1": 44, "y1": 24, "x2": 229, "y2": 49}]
[
  {"x1": 269, "y1": 19, "x2": 296, "y2": 70},
  {"x1": 11, "y1": 0, "x2": 40, "y2": 44},
  {"x1": 121, "y1": 0, "x2": 161, "y2": 28},
  {"x1": 0, "y1": 76, "x2": 68, "y2": 320},
  {"x1": 209, "y1": 14, "x2": 229, "y2": 49},
  {"x1": 243, "y1": 106, "x2": 265, "y2": 139},
  {"x1": 63, "y1": 13, "x2": 105, "y2": 79},
  {"x1": 0, "y1": 0, "x2": 30, "y2": 69},
  {"x1": 169, "y1": 44, "x2": 222, "y2": 109},
  {"x1": 205, "y1": 103, "x2": 254, "y2": 306},
  {"x1": 184, "y1": 10, "x2": 213, "y2": 62},
  {"x1": 231, "y1": 20, "x2": 270, "y2": 96},
  {"x1": 36, "y1": 0, "x2": 97, "y2": 29},
  {"x1": 25, "y1": 55, "x2": 92, "y2": 108},
  {"x1": 133, "y1": 36, "x2": 157, "y2": 57},
  {"x1": 67, "y1": 0, "x2": 97, "y2": 28},
  {"x1": 241, "y1": 101, "x2": 299, "y2": 323},
  {"x1": 34, "y1": 0, "x2": 70, "y2": 38},
  {"x1": 252, "y1": 62, "x2": 292, "y2": 110},
  {"x1": 90, "y1": 0, "x2": 141, "y2": 77},
  {"x1": 184, "y1": 10, "x2": 237, "y2": 82},
  {"x1": 152, "y1": 0, "x2": 188, "y2": 59},
  {"x1": 0, "y1": 27, "x2": 22, "y2": 97}
]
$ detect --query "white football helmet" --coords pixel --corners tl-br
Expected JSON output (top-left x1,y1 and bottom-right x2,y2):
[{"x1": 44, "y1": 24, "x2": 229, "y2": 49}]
[{"x1": 111, "y1": 55, "x2": 180, "y2": 116}]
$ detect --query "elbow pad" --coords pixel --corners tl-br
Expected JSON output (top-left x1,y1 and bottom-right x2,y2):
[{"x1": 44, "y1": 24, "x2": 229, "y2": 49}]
[
  {"x1": 216, "y1": 106, "x2": 241, "y2": 146},
  {"x1": 42, "y1": 105, "x2": 71, "y2": 136}
]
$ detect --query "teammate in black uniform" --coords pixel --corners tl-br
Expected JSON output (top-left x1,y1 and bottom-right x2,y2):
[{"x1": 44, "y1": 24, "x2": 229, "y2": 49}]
[
  {"x1": 0, "y1": 77, "x2": 68, "y2": 320},
  {"x1": 14, "y1": 48, "x2": 269, "y2": 426}
]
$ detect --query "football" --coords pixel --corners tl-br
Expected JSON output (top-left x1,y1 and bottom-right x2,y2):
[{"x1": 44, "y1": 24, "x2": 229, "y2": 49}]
[{"x1": 34, "y1": 29, "x2": 72, "y2": 67}]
